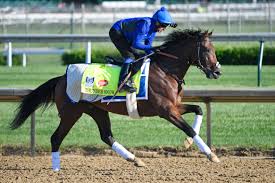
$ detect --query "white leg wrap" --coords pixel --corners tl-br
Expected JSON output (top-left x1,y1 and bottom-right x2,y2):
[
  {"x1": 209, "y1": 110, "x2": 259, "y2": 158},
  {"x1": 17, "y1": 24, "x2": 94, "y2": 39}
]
[
  {"x1": 193, "y1": 135, "x2": 211, "y2": 155},
  {"x1": 112, "y1": 141, "x2": 135, "y2": 160},
  {"x1": 52, "y1": 152, "x2": 60, "y2": 172},
  {"x1": 192, "y1": 115, "x2": 203, "y2": 134}
]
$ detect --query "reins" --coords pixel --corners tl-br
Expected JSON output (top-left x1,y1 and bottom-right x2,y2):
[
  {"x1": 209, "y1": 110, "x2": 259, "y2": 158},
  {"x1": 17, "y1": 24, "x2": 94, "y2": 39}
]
[
  {"x1": 157, "y1": 51, "x2": 179, "y2": 60},
  {"x1": 154, "y1": 50, "x2": 185, "y2": 93}
]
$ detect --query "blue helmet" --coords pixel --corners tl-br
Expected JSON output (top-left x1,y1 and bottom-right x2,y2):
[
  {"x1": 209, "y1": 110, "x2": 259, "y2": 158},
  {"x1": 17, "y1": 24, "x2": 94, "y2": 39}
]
[{"x1": 152, "y1": 7, "x2": 173, "y2": 24}]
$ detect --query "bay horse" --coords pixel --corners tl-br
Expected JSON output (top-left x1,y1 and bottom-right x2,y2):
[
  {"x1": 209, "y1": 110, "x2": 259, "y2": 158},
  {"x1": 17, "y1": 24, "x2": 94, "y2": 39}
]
[{"x1": 11, "y1": 29, "x2": 222, "y2": 171}]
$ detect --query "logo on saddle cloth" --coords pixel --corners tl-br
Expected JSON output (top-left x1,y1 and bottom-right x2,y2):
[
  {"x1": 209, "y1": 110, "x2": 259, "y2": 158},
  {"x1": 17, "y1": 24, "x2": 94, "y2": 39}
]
[{"x1": 81, "y1": 63, "x2": 142, "y2": 96}]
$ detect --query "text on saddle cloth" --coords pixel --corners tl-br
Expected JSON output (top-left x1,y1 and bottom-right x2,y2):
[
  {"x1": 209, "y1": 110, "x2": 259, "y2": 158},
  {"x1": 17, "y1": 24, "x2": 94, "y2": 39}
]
[{"x1": 81, "y1": 63, "x2": 143, "y2": 96}]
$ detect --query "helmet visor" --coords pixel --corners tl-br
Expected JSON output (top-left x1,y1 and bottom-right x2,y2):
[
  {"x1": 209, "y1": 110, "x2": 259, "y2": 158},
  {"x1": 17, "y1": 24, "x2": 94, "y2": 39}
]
[{"x1": 159, "y1": 22, "x2": 169, "y2": 28}]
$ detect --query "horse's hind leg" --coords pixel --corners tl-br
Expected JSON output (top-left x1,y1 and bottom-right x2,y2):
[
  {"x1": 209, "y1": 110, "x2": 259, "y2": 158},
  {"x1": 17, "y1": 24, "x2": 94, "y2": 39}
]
[
  {"x1": 177, "y1": 104, "x2": 203, "y2": 149},
  {"x1": 86, "y1": 106, "x2": 145, "y2": 167},
  {"x1": 51, "y1": 103, "x2": 83, "y2": 171}
]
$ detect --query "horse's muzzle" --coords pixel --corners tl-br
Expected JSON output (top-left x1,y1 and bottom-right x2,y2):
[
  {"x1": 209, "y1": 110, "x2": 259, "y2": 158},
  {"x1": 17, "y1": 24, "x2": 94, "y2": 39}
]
[
  {"x1": 205, "y1": 68, "x2": 222, "y2": 79},
  {"x1": 206, "y1": 62, "x2": 222, "y2": 79}
]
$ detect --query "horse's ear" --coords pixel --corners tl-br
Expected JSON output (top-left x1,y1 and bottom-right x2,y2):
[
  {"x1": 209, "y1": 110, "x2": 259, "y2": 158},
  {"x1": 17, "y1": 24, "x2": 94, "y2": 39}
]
[
  {"x1": 203, "y1": 30, "x2": 211, "y2": 37},
  {"x1": 208, "y1": 29, "x2": 214, "y2": 37}
]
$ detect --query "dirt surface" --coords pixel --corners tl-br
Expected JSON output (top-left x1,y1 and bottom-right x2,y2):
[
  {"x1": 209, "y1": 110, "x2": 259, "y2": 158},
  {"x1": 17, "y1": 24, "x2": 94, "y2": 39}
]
[{"x1": 0, "y1": 153, "x2": 274, "y2": 183}]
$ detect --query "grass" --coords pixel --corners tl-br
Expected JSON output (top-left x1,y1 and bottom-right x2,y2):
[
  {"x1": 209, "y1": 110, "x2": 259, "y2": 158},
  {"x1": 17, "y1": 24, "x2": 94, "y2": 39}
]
[
  {"x1": 1, "y1": 102, "x2": 274, "y2": 151},
  {"x1": 0, "y1": 54, "x2": 274, "y2": 151}
]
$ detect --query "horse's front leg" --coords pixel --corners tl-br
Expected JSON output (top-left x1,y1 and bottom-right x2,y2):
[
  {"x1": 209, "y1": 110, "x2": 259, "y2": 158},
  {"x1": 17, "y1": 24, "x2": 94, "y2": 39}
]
[
  {"x1": 177, "y1": 104, "x2": 203, "y2": 149},
  {"x1": 161, "y1": 105, "x2": 220, "y2": 163}
]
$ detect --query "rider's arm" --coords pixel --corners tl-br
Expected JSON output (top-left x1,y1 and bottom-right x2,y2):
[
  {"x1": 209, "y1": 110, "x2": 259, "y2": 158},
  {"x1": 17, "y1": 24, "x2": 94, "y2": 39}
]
[
  {"x1": 131, "y1": 20, "x2": 152, "y2": 51},
  {"x1": 144, "y1": 33, "x2": 156, "y2": 54}
]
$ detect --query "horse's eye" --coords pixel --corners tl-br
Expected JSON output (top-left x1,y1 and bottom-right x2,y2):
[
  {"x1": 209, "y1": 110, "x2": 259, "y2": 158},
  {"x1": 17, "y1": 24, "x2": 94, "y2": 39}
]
[{"x1": 206, "y1": 49, "x2": 212, "y2": 53}]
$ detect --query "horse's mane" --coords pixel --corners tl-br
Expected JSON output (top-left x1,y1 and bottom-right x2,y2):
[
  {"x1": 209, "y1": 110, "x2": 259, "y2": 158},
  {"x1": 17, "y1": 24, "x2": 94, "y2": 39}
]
[{"x1": 162, "y1": 29, "x2": 210, "y2": 46}]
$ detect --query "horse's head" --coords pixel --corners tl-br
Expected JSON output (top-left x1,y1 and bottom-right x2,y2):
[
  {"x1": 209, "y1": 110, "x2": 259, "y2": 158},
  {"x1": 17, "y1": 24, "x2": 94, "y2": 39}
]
[
  {"x1": 161, "y1": 29, "x2": 221, "y2": 79},
  {"x1": 194, "y1": 30, "x2": 221, "y2": 79}
]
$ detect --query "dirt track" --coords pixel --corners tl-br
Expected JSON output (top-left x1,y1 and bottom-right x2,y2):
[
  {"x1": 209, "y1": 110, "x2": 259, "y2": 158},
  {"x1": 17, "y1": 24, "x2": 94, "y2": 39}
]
[{"x1": 0, "y1": 154, "x2": 274, "y2": 183}]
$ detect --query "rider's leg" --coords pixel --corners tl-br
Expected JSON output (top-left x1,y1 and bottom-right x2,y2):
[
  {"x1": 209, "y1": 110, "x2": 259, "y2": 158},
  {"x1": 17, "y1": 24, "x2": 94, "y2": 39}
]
[
  {"x1": 109, "y1": 28, "x2": 139, "y2": 93},
  {"x1": 118, "y1": 58, "x2": 136, "y2": 93}
]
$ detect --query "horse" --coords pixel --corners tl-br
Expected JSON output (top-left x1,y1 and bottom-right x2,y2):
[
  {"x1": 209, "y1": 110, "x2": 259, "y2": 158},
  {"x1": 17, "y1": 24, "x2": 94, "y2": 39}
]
[{"x1": 10, "y1": 29, "x2": 222, "y2": 171}]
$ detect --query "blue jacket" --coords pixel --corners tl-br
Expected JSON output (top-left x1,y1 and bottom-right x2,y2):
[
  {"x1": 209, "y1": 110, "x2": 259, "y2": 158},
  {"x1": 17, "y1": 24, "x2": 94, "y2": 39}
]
[{"x1": 112, "y1": 17, "x2": 156, "y2": 52}]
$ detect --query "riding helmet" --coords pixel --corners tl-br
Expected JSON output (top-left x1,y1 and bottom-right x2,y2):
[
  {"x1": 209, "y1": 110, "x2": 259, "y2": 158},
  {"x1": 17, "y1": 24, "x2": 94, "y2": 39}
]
[{"x1": 152, "y1": 7, "x2": 173, "y2": 25}]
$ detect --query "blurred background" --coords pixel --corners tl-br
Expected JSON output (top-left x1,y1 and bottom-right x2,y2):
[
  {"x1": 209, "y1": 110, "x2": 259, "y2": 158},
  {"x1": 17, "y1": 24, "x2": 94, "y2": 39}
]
[{"x1": 0, "y1": 0, "x2": 274, "y2": 35}]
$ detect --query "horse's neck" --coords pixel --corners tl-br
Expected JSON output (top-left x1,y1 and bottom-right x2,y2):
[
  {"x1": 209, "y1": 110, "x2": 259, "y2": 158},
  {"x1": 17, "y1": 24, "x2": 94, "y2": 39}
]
[{"x1": 154, "y1": 48, "x2": 190, "y2": 80}]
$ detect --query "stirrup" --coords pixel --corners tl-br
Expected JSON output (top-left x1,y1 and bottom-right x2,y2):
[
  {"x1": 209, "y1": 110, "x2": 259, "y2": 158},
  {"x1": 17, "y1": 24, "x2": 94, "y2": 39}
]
[
  {"x1": 121, "y1": 84, "x2": 136, "y2": 93},
  {"x1": 119, "y1": 79, "x2": 136, "y2": 93}
]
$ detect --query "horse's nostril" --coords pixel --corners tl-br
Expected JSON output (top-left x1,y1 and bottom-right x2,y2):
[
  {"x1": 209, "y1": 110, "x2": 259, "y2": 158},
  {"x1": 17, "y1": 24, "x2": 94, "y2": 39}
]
[{"x1": 214, "y1": 70, "x2": 222, "y2": 75}]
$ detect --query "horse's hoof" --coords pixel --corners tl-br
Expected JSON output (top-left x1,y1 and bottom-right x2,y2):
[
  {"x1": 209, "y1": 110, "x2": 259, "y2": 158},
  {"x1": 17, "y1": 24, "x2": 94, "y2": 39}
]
[
  {"x1": 183, "y1": 137, "x2": 193, "y2": 149},
  {"x1": 207, "y1": 152, "x2": 220, "y2": 163},
  {"x1": 133, "y1": 158, "x2": 146, "y2": 167},
  {"x1": 53, "y1": 168, "x2": 60, "y2": 172}
]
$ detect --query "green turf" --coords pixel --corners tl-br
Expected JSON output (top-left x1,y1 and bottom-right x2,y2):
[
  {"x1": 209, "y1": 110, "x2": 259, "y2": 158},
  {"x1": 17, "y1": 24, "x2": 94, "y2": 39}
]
[
  {"x1": 0, "y1": 54, "x2": 274, "y2": 151},
  {"x1": 1, "y1": 102, "x2": 274, "y2": 150}
]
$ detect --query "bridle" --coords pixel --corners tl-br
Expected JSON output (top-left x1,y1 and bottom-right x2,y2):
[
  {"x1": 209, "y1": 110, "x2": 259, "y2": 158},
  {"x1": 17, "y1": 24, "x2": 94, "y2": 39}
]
[
  {"x1": 195, "y1": 41, "x2": 205, "y2": 71},
  {"x1": 193, "y1": 40, "x2": 221, "y2": 76}
]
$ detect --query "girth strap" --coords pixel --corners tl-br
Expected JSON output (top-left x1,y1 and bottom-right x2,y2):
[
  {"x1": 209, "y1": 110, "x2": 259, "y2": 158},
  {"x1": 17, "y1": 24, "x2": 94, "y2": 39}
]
[{"x1": 170, "y1": 73, "x2": 185, "y2": 94}]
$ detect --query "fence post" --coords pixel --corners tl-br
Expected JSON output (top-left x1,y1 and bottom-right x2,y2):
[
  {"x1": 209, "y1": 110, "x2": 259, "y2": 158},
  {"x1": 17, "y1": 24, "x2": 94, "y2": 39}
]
[
  {"x1": 81, "y1": 3, "x2": 86, "y2": 34},
  {"x1": 226, "y1": 0, "x2": 231, "y2": 33},
  {"x1": 70, "y1": 2, "x2": 75, "y2": 49},
  {"x1": 257, "y1": 40, "x2": 264, "y2": 87},
  {"x1": 7, "y1": 42, "x2": 13, "y2": 67},
  {"x1": 205, "y1": 101, "x2": 212, "y2": 148},
  {"x1": 268, "y1": 2, "x2": 272, "y2": 32},
  {"x1": 22, "y1": 53, "x2": 27, "y2": 67},
  {"x1": 238, "y1": 4, "x2": 242, "y2": 33},
  {"x1": 30, "y1": 112, "x2": 35, "y2": 156},
  {"x1": 85, "y1": 41, "x2": 91, "y2": 63}
]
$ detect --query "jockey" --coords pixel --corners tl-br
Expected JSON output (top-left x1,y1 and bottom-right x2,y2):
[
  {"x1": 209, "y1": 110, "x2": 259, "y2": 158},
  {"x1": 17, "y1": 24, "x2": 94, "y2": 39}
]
[{"x1": 109, "y1": 7, "x2": 177, "y2": 93}]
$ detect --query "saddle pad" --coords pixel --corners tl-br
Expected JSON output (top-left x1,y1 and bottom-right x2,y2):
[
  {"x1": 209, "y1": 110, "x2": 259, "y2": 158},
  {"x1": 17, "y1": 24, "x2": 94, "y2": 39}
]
[{"x1": 81, "y1": 63, "x2": 142, "y2": 96}]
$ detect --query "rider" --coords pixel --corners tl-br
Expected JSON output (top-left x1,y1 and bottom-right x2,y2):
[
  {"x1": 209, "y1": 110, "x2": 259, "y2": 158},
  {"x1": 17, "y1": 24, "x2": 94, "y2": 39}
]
[{"x1": 109, "y1": 7, "x2": 177, "y2": 93}]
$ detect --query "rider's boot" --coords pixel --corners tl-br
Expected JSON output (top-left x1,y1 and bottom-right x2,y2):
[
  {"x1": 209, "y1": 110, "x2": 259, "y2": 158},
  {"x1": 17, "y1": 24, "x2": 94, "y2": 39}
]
[{"x1": 118, "y1": 62, "x2": 137, "y2": 93}]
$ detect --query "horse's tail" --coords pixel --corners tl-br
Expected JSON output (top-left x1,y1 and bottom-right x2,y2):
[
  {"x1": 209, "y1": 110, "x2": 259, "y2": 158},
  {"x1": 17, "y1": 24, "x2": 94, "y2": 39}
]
[{"x1": 10, "y1": 76, "x2": 62, "y2": 130}]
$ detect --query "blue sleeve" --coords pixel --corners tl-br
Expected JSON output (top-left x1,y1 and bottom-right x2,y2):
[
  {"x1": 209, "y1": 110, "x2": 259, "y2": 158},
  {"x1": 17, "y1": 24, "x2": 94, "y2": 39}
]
[
  {"x1": 145, "y1": 33, "x2": 156, "y2": 54},
  {"x1": 146, "y1": 33, "x2": 156, "y2": 46},
  {"x1": 132, "y1": 21, "x2": 152, "y2": 51}
]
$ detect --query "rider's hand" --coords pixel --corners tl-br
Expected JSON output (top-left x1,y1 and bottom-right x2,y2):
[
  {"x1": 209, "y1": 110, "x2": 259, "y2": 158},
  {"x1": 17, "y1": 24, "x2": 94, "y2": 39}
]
[
  {"x1": 170, "y1": 23, "x2": 178, "y2": 28},
  {"x1": 151, "y1": 47, "x2": 160, "y2": 53}
]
